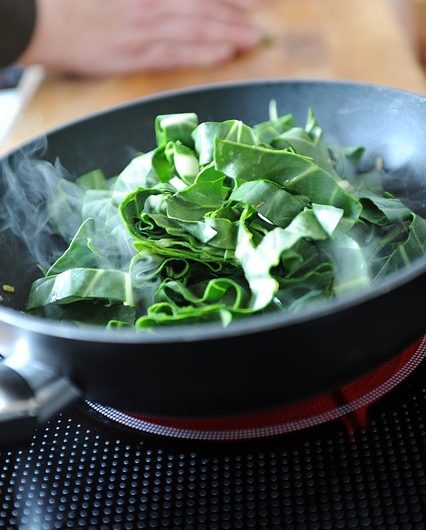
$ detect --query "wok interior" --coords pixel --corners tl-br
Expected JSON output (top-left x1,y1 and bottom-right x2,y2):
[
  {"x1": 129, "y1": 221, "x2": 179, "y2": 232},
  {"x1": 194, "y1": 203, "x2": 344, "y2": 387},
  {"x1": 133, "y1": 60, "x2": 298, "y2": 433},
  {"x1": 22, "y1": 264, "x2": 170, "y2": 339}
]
[{"x1": 1, "y1": 81, "x2": 426, "y2": 316}]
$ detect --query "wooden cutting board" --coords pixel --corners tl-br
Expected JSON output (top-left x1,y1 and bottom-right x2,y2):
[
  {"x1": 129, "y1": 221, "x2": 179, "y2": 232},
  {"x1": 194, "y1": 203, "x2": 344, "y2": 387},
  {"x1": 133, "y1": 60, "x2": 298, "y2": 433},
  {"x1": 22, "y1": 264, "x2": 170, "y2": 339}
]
[{"x1": 4, "y1": 0, "x2": 425, "y2": 151}]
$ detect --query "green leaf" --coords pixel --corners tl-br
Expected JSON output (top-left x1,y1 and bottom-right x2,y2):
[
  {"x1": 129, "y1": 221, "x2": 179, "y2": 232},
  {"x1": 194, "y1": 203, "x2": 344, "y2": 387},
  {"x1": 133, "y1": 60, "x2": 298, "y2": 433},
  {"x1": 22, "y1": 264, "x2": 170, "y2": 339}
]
[
  {"x1": 155, "y1": 113, "x2": 199, "y2": 148},
  {"x1": 166, "y1": 141, "x2": 200, "y2": 184},
  {"x1": 276, "y1": 240, "x2": 334, "y2": 310},
  {"x1": 107, "y1": 319, "x2": 134, "y2": 329},
  {"x1": 284, "y1": 166, "x2": 362, "y2": 227},
  {"x1": 379, "y1": 214, "x2": 426, "y2": 275},
  {"x1": 48, "y1": 179, "x2": 84, "y2": 242},
  {"x1": 193, "y1": 120, "x2": 257, "y2": 165},
  {"x1": 166, "y1": 166, "x2": 230, "y2": 222},
  {"x1": 152, "y1": 145, "x2": 174, "y2": 183},
  {"x1": 214, "y1": 139, "x2": 314, "y2": 184},
  {"x1": 236, "y1": 206, "x2": 342, "y2": 310},
  {"x1": 119, "y1": 186, "x2": 168, "y2": 240},
  {"x1": 76, "y1": 169, "x2": 109, "y2": 190},
  {"x1": 359, "y1": 191, "x2": 412, "y2": 225},
  {"x1": 83, "y1": 189, "x2": 137, "y2": 269},
  {"x1": 230, "y1": 180, "x2": 306, "y2": 228},
  {"x1": 253, "y1": 110, "x2": 296, "y2": 145},
  {"x1": 330, "y1": 145, "x2": 365, "y2": 180},
  {"x1": 204, "y1": 217, "x2": 237, "y2": 250},
  {"x1": 27, "y1": 268, "x2": 134, "y2": 310},
  {"x1": 27, "y1": 105, "x2": 426, "y2": 329},
  {"x1": 323, "y1": 233, "x2": 371, "y2": 295},
  {"x1": 47, "y1": 218, "x2": 102, "y2": 276},
  {"x1": 157, "y1": 277, "x2": 249, "y2": 311},
  {"x1": 113, "y1": 152, "x2": 159, "y2": 203},
  {"x1": 305, "y1": 108, "x2": 323, "y2": 143},
  {"x1": 271, "y1": 127, "x2": 336, "y2": 175},
  {"x1": 136, "y1": 302, "x2": 233, "y2": 329},
  {"x1": 32, "y1": 302, "x2": 135, "y2": 327}
]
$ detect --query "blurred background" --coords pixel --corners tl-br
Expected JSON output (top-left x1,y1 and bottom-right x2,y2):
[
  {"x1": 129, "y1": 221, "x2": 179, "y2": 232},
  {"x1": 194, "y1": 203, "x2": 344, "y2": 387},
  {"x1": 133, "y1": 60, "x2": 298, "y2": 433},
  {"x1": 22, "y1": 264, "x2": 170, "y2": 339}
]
[{"x1": 1, "y1": 0, "x2": 426, "y2": 152}]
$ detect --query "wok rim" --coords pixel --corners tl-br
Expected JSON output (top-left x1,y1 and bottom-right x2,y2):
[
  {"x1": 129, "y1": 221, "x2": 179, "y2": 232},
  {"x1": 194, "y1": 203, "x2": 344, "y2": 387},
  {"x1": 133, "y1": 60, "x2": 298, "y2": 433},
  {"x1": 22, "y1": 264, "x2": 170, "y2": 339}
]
[{"x1": 1, "y1": 77, "x2": 425, "y2": 345}]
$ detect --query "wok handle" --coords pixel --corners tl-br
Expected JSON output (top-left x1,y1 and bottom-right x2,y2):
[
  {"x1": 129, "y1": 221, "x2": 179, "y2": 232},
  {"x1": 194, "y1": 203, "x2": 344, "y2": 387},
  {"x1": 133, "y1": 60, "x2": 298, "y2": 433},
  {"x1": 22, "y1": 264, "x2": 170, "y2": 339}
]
[{"x1": 0, "y1": 356, "x2": 81, "y2": 446}]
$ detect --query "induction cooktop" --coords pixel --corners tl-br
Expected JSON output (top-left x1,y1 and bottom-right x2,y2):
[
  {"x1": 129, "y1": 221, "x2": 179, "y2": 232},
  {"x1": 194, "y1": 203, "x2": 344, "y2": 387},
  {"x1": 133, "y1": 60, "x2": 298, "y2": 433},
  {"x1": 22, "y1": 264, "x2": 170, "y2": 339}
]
[{"x1": 0, "y1": 349, "x2": 425, "y2": 529}]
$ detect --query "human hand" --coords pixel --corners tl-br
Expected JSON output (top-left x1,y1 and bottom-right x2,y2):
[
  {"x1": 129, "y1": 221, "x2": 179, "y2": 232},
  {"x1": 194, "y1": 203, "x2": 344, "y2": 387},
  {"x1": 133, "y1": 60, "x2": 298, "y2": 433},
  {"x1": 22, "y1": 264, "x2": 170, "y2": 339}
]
[{"x1": 20, "y1": 0, "x2": 261, "y2": 75}]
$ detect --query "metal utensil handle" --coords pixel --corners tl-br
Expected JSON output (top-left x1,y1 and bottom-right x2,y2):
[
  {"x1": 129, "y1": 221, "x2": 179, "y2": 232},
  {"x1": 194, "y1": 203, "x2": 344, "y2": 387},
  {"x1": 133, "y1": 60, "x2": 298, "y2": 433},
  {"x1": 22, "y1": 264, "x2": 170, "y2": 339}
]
[{"x1": 0, "y1": 356, "x2": 81, "y2": 445}]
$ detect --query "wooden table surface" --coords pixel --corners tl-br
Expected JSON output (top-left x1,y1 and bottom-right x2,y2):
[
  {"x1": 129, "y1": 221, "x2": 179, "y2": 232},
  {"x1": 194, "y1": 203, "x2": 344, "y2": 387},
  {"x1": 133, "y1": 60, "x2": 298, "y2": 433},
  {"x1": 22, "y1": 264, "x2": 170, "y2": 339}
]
[{"x1": 5, "y1": 0, "x2": 425, "y2": 151}]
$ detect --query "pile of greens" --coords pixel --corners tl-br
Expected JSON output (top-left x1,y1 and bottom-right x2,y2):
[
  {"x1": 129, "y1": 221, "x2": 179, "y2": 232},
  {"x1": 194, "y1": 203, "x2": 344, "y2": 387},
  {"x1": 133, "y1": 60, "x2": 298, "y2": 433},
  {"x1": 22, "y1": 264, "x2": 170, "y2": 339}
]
[{"x1": 27, "y1": 104, "x2": 426, "y2": 329}]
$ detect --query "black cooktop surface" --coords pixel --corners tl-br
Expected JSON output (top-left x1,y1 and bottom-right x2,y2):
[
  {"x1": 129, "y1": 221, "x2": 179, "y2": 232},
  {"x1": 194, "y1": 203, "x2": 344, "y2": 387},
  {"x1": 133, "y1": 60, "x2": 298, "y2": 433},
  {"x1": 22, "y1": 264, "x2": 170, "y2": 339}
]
[{"x1": 1, "y1": 360, "x2": 426, "y2": 530}]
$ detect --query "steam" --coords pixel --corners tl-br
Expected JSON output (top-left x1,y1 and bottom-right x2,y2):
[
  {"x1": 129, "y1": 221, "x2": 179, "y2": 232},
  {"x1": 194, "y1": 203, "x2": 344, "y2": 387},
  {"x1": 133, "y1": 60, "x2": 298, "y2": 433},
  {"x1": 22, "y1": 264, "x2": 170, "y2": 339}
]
[
  {"x1": 0, "y1": 140, "x2": 84, "y2": 269},
  {"x1": 0, "y1": 140, "x2": 136, "y2": 279}
]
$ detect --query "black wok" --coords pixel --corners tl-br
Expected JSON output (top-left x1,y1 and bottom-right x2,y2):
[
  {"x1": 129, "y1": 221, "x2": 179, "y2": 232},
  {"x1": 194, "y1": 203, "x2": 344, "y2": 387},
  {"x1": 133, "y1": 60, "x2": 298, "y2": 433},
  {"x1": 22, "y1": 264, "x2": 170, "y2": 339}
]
[{"x1": 0, "y1": 80, "x2": 425, "y2": 445}]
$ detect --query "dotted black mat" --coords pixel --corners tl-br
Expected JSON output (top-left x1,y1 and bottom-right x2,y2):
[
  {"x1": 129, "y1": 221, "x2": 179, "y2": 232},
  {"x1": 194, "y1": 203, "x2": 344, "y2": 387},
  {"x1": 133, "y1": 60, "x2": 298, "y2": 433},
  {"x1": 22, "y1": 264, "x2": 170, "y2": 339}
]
[{"x1": 1, "y1": 362, "x2": 426, "y2": 530}]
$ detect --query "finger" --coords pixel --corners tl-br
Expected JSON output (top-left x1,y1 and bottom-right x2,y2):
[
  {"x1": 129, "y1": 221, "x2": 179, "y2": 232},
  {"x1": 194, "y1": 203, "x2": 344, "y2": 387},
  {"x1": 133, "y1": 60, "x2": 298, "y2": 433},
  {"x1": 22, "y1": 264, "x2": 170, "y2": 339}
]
[
  {"x1": 220, "y1": 0, "x2": 256, "y2": 10},
  {"x1": 132, "y1": 17, "x2": 262, "y2": 51},
  {"x1": 137, "y1": 0, "x2": 252, "y2": 24},
  {"x1": 115, "y1": 42, "x2": 235, "y2": 73}
]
